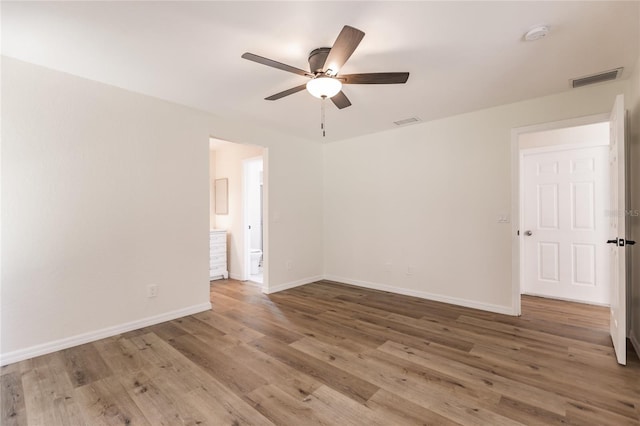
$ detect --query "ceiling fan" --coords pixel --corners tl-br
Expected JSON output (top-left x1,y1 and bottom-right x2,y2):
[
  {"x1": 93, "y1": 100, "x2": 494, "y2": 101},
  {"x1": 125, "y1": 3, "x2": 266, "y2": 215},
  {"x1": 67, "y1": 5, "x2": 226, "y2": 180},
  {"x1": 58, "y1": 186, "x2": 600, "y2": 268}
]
[{"x1": 241, "y1": 25, "x2": 410, "y2": 110}]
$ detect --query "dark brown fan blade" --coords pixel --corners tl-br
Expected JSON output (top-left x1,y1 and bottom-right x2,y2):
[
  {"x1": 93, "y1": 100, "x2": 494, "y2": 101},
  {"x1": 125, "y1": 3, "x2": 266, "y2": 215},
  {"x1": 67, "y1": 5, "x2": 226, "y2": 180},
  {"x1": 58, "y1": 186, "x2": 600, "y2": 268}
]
[
  {"x1": 331, "y1": 91, "x2": 352, "y2": 109},
  {"x1": 340, "y1": 72, "x2": 410, "y2": 84},
  {"x1": 323, "y1": 26, "x2": 365, "y2": 74},
  {"x1": 265, "y1": 84, "x2": 307, "y2": 101},
  {"x1": 242, "y1": 52, "x2": 313, "y2": 77}
]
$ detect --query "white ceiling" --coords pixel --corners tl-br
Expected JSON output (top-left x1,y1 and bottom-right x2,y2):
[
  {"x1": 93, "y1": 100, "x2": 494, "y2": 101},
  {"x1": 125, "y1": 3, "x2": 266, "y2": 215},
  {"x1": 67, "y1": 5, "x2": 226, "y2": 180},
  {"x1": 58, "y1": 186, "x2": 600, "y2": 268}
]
[{"x1": 2, "y1": 1, "x2": 638, "y2": 142}]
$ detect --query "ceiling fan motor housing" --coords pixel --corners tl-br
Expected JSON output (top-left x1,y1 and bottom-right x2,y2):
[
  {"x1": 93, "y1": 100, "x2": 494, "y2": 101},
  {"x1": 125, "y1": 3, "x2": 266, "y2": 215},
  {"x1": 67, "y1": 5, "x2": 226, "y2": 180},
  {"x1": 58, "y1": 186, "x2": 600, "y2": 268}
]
[{"x1": 308, "y1": 47, "x2": 331, "y2": 74}]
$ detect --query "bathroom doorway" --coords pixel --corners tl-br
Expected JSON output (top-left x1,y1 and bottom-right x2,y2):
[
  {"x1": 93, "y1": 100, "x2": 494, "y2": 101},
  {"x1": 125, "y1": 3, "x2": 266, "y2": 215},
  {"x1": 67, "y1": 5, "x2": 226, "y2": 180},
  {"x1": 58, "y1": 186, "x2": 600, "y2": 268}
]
[
  {"x1": 243, "y1": 156, "x2": 264, "y2": 284},
  {"x1": 209, "y1": 138, "x2": 267, "y2": 288}
]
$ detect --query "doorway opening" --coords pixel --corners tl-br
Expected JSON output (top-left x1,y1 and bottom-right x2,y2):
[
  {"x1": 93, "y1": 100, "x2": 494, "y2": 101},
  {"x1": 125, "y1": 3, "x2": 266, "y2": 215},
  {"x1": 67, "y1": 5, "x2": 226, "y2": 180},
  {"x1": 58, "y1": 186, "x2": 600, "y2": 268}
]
[
  {"x1": 511, "y1": 114, "x2": 610, "y2": 315},
  {"x1": 209, "y1": 138, "x2": 267, "y2": 289},
  {"x1": 511, "y1": 94, "x2": 629, "y2": 365},
  {"x1": 519, "y1": 122, "x2": 611, "y2": 306}
]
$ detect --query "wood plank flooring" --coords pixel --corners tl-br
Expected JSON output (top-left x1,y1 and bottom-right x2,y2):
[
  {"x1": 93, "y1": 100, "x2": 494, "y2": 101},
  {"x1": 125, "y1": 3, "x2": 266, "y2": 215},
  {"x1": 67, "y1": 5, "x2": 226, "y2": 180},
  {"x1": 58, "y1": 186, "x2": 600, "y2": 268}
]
[{"x1": 2, "y1": 279, "x2": 639, "y2": 425}]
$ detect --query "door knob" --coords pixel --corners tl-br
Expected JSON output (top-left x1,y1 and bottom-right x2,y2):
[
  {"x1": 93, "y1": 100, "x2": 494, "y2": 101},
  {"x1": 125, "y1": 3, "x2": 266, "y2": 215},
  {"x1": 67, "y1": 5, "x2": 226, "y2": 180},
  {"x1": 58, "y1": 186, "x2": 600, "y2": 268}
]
[
  {"x1": 606, "y1": 239, "x2": 636, "y2": 246},
  {"x1": 524, "y1": 230, "x2": 533, "y2": 236}
]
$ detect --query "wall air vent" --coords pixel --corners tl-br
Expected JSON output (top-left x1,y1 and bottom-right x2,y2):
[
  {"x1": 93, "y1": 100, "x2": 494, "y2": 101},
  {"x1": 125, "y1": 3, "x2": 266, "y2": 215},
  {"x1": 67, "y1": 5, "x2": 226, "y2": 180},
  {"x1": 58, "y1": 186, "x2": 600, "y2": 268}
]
[
  {"x1": 393, "y1": 117, "x2": 422, "y2": 126},
  {"x1": 571, "y1": 68, "x2": 623, "y2": 88}
]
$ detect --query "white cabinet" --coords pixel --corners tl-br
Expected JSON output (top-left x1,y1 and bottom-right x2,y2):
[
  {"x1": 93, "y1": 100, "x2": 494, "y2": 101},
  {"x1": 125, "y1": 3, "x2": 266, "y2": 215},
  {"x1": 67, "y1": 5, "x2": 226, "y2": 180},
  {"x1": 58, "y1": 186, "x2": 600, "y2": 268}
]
[{"x1": 210, "y1": 229, "x2": 228, "y2": 280}]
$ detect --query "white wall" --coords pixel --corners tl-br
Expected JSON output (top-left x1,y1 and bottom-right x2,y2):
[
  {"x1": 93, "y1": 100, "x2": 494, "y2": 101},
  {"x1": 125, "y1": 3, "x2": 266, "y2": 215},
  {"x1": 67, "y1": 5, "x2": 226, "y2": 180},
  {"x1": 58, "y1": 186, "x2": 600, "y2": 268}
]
[
  {"x1": 1, "y1": 56, "x2": 211, "y2": 362},
  {"x1": 212, "y1": 143, "x2": 263, "y2": 280},
  {"x1": 1, "y1": 57, "x2": 324, "y2": 364},
  {"x1": 518, "y1": 122, "x2": 609, "y2": 150},
  {"x1": 323, "y1": 80, "x2": 630, "y2": 314}
]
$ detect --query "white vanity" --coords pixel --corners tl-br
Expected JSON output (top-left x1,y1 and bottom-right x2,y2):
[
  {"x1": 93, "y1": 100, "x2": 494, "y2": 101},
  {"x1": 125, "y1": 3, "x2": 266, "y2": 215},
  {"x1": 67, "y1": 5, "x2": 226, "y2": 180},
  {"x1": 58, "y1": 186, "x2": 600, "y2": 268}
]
[{"x1": 209, "y1": 229, "x2": 228, "y2": 280}]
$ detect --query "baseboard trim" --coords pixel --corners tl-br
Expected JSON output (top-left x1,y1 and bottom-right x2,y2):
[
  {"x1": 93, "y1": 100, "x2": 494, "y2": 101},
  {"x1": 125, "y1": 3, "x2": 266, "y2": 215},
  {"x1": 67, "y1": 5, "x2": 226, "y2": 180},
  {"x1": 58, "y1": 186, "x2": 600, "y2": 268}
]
[
  {"x1": 229, "y1": 273, "x2": 243, "y2": 281},
  {"x1": 323, "y1": 275, "x2": 516, "y2": 316},
  {"x1": 631, "y1": 329, "x2": 640, "y2": 359},
  {"x1": 265, "y1": 275, "x2": 324, "y2": 294},
  {"x1": 0, "y1": 302, "x2": 212, "y2": 366}
]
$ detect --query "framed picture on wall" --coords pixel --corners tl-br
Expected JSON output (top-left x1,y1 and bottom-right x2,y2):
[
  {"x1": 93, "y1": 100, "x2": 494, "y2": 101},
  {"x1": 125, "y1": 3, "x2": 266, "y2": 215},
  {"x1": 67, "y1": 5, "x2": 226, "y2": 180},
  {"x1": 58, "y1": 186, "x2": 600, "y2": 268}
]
[{"x1": 214, "y1": 178, "x2": 228, "y2": 215}]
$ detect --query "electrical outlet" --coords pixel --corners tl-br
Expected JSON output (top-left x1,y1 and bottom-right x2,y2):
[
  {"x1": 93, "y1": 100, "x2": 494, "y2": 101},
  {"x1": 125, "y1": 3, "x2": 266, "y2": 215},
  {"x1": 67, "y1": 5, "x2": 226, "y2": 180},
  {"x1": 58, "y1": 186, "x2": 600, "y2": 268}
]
[
  {"x1": 147, "y1": 284, "x2": 158, "y2": 298},
  {"x1": 285, "y1": 260, "x2": 293, "y2": 270},
  {"x1": 406, "y1": 266, "x2": 414, "y2": 275}
]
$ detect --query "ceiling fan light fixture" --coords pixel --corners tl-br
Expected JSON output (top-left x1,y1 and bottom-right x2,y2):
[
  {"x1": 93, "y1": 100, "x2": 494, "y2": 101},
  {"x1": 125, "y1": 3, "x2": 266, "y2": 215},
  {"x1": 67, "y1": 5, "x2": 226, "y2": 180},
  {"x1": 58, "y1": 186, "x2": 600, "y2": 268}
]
[{"x1": 306, "y1": 76, "x2": 342, "y2": 98}]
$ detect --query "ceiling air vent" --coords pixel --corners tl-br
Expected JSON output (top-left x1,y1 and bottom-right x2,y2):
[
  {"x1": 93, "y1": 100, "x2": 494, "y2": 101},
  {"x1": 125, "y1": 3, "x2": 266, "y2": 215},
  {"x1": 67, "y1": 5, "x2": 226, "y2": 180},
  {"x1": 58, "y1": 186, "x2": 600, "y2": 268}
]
[
  {"x1": 393, "y1": 117, "x2": 422, "y2": 126},
  {"x1": 571, "y1": 68, "x2": 623, "y2": 88}
]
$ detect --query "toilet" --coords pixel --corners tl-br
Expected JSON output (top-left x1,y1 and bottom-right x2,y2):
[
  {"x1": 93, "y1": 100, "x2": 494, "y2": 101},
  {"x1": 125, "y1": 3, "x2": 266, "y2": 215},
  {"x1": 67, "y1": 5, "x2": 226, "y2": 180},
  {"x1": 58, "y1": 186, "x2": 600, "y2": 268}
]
[{"x1": 250, "y1": 249, "x2": 262, "y2": 275}]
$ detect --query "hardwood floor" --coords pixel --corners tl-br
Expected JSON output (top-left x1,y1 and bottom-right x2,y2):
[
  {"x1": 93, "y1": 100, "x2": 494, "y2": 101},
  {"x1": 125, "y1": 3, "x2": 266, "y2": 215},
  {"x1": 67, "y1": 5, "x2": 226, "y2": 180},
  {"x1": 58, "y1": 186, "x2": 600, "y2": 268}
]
[{"x1": 2, "y1": 279, "x2": 639, "y2": 425}]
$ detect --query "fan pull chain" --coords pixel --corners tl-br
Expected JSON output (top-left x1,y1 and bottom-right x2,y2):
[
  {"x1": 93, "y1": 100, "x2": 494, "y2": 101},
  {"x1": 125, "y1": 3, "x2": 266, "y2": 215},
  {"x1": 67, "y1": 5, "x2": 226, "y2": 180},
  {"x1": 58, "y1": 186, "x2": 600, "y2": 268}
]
[{"x1": 321, "y1": 95, "x2": 326, "y2": 137}]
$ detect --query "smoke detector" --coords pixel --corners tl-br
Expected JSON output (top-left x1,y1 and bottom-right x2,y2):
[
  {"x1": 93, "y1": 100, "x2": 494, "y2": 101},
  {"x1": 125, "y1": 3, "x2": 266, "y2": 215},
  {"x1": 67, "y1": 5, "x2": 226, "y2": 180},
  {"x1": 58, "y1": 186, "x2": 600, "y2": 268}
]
[{"x1": 524, "y1": 26, "x2": 549, "y2": 41}]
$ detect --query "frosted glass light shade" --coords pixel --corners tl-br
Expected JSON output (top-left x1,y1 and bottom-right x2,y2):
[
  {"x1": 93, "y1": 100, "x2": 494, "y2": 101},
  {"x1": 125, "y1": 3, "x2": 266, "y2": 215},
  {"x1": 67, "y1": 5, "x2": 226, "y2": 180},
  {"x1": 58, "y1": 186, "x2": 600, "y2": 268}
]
[{"x1": 306, "y1": 77, "x2": 342, "y2": 98}]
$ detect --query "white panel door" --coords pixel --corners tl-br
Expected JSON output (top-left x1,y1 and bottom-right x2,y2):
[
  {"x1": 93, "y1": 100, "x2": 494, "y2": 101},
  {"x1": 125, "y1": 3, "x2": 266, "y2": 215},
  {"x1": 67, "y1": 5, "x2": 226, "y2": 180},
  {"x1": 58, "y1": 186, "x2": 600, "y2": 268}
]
[
  {"x1": 608, "y1": 94, "x2": 627, "y2": 366},
  {"x1": 522, "y1": 145, "x2": 609, "y2": 305}
]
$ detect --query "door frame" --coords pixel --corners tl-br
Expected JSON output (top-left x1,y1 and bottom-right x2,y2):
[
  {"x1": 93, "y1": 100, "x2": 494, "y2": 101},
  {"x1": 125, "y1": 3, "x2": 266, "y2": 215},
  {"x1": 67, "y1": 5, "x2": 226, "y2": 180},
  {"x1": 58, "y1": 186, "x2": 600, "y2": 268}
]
[
  {"x1": 510, "y1": 113, "x2": 610, "y2": 315},
  {"x1": 242, "y1": 155, "x2": 267, "y2": 288}
]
